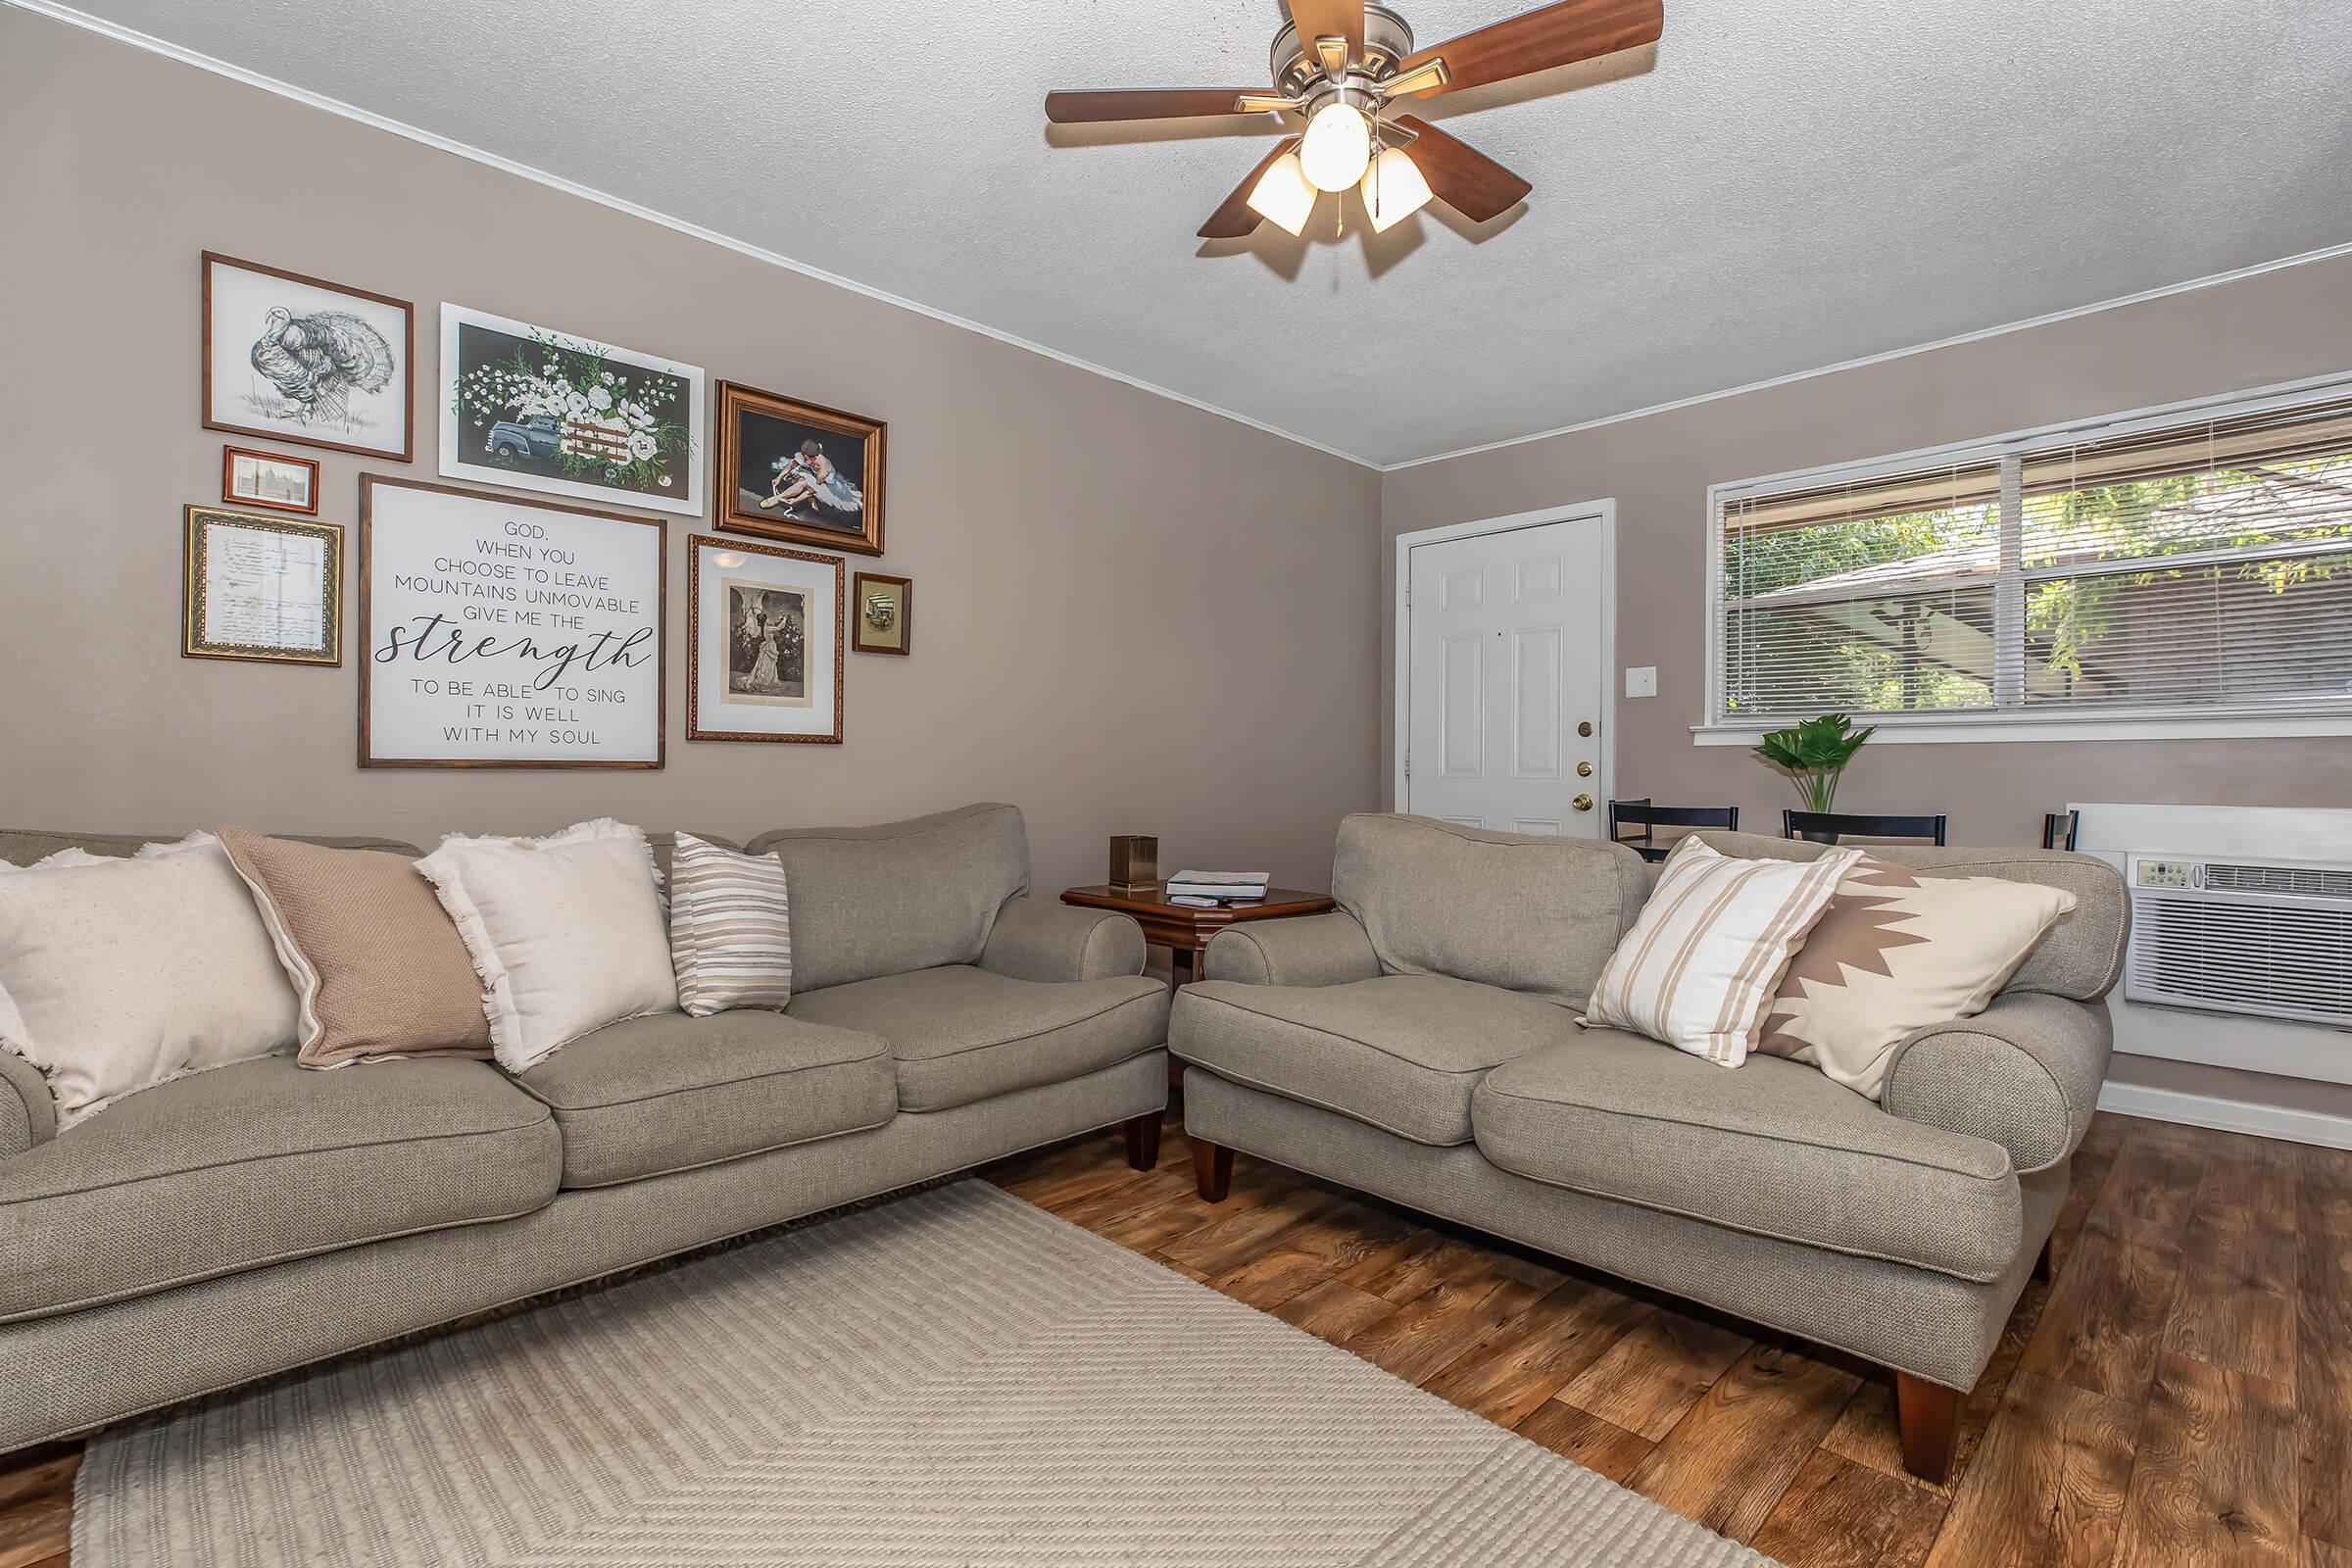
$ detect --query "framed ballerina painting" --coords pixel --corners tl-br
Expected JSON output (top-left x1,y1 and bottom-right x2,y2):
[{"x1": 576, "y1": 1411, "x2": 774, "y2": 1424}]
[
  {"x1": 202, "y1": 253, "x2": 414, "y2": 462},
  {"x1": 714, "y1": 381, "x2": 886, "y2": 556}
]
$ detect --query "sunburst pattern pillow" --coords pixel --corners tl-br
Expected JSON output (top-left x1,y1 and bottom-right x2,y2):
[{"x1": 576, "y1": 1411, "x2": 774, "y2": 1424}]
[{"x1": 1755, "y1": 856, "x2": 2077, "y2": 1099}]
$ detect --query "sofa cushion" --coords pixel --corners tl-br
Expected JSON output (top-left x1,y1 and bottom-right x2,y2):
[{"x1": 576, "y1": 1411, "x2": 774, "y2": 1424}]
[
  {"x1": 785, "y1": 965, "x2": 1166, "y2": 1112},
  {"x1": 745, "y1": 805, "x2": 1029, "y2": 994},
  {"x1": 0, "y1": 1055, "x2": 557, "y2": 1322},
  {"x1": 1173, "y1": 975, "x2": 1578, "y2": 1147},
  {"x1": 1689, "y1": 830, "x2": 2128, "y2": 1003},
  {"x1": 512, "y1": 1010, "x2": 894, "y2": 1188},
  {"x1": 1471, "y1": 1031, "x2": 2022, "y2": 1281},
  {"x1": 1332, "y1": 814, "x2": 1648, "y2": 1005}
]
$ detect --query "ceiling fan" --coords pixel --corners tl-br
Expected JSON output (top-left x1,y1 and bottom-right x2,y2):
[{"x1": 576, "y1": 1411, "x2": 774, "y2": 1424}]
[{"x1": 1046, "y1": 0, "x2": 1663, "y2": 239}]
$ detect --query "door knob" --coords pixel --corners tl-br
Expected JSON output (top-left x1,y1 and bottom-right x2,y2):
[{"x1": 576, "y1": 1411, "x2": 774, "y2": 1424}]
[{"x1": 1573, "y1": 794, "x2": 1594, "y2": 812}]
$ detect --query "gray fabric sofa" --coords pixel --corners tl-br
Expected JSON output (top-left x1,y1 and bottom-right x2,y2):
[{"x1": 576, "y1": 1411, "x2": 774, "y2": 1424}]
[
  {"x1": 1169, "y1": 814, "x2": 2125, "y2": 1483},
  {"x1": 0, "y1": 803, "x2": 1168, "y2": 1453}
]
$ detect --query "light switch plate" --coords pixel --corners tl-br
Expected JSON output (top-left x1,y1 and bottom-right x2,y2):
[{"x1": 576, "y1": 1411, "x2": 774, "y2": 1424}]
[{"x1": 1625, "y1": 665, "x2": 1658, "y2": 699}]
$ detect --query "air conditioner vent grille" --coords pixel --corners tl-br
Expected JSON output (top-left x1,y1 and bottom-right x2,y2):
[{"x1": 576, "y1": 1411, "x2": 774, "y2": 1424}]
[
  {"x1": 2202, "y1": 861, "x2": 2352, "y2": 899},
  {"x1": 2126, "y1": 891, "x2": 2352, "y2": 1028}
]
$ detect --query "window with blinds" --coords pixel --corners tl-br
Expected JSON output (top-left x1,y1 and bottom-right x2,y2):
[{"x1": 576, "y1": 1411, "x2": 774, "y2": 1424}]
[{"x1": 1711, "y1": 386, "x2": 2352, "y2": 733}]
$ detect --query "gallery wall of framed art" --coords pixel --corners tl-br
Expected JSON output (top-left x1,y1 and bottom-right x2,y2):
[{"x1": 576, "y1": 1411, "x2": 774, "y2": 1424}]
[{"x1": 14, "y1": 16, "x2": 1382, "y2": 901}]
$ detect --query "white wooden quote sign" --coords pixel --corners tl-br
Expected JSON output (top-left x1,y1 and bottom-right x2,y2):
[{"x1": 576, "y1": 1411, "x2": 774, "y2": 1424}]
[{"x1": 360, "y1": 477, "x2": 663, "y2": 767}]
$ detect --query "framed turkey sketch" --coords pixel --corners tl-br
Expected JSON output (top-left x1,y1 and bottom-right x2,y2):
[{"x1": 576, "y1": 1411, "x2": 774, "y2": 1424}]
[
  {"x1": 202, "y1": 253, "x2": 414, "y2": 462},
  {"x1": 440, "y1": 305, "x2": 705, "y2": 517}
]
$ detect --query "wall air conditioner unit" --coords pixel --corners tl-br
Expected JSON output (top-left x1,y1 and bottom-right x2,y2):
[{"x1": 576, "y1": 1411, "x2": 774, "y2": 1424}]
[{"x1": 2124, "y1": 853, "x2": 2352, "y2": 1030}]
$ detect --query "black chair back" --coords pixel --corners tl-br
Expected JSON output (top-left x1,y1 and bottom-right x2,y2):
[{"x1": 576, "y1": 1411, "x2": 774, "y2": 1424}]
[
  {"x1": 1610, "y1": 799, "x2": 1740, "y2": 863},
  {"x1": 1783, "y1": 809, "x2": 1948, "y2": 847},
  {"x1": 2042, "y1": 809, "x2": 2081, "y2": 852}
]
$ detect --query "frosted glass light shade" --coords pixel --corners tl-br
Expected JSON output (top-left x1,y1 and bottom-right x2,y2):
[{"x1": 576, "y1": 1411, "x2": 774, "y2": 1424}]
[
  {"x1": 1359, "y1": 145, "x2": 1433, "y2": 232},
  {"x1": 1246, "y1": 152, "x2": 1316, "y2": 236},
  {"x1": 1298, "y1": 102, "x2": 1372, "y2": 192}
]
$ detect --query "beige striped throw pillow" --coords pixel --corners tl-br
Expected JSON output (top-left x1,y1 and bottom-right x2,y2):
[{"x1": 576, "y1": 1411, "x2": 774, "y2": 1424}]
[
  {"x1": 1582, "y1": 837, "x2": 1861, "y2": 1067},
  {"x1": 667, "y1": 832, "x2": 794, "y2": 1017}
]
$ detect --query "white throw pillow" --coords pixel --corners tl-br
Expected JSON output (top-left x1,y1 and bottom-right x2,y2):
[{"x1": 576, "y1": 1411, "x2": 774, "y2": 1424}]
[
  {"x1": 667, "y1": 833, "x2": 794, "y2": 1017},
  {"x1": 418, "y1": 819, "x2": 679, "y2": 1071},
  {"x1": 0, "y1": 833, "x2": 298, "y2": 1127},
  {"x1": 1582, "y1": 837, "x2": 1861, "y2": 1067}
]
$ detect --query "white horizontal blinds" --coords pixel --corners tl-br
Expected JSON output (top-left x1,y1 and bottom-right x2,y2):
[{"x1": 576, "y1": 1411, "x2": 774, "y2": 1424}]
[
  {"x1": 1720, "y1": 461, "x2": 2003, "y2": 720},
  {"x1": 1716, "y1": 389, "x2": 2352, "y2": 725},
  {"x1": 2018, "y1": 398, "x2": 2352, "y2": 711}
]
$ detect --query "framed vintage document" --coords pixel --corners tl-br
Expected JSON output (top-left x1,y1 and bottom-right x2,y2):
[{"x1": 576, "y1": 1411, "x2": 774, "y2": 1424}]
[
  {"x1": 360, "y1": 476, "x2": 664, "y2": 768},
  {"x1": 714, "y1": 381, "x2": 885, "y2": 556},
  {"x1": 202, "y1": 253, "x2": 414, "y2": 463},
  {"x1": 688, "y1": 535, "x2": 843, "y2": 744},
  {"x1": 182, "y1": 507, "x2": 343, "y2": 666}
]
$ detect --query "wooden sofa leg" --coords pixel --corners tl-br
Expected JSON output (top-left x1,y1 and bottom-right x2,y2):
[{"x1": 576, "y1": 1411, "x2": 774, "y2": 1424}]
[
  {"x1": 1193, "y1": 1139, "x2": 1235, "y2": 1202},
  {"x1": 1122, "y1": 1113, "x2": 1162, "y2": 1171},
  {"x1": 1896, "y1": 1372, "x2": 1963, "y2": 1485}
]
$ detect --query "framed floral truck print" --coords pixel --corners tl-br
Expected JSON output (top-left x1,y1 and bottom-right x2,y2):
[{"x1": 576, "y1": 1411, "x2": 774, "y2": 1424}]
[{"x1": 439, "y1": 305, "x2": 705, "y2": 516}]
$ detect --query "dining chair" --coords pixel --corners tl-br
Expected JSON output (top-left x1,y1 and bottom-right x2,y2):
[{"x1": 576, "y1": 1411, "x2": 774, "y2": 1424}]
[
  {"x1": 2042, "y1": 809, "x2": 2081, "y2": 852},
  {"x1": 1609, "y1": 799, "x2": 1740, "y2": 863},
  {"x1": 1783, "y1": 809, "x2": 1949, "y2": 847}
]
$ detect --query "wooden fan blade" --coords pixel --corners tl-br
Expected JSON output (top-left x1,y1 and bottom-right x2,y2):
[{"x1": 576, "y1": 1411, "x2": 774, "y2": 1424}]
[
  {"x1": 1390, "y1": 117, "x2": 1532, "y2": 221},
  {"x1": 1287, "y1": 0, "x2": 1366, "y2": 70},
  {"x1": 1200, "y1": 137, "x2": 1304, "y2": 239},
  {"x1": 1387, "y1": 0, "x2": 1662, "y2": 97},
  {"x1": 1046, "y1": 88, "x2": 1262, "y2": 123}
]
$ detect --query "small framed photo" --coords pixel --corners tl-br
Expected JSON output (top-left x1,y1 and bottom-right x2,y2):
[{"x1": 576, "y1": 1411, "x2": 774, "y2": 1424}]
[
  {"x1": 183, "y1": 507, "x2": 343, "y2": 666},
  {"x1": 688, "y1": 534, "x2": 843, "y2": 744},
  {"x1": 851, "y1": 571, "x2": 911, "y2": 655},
  {"x1": 716, "y1": 380, "x2": 885, "y2": 556},
  {"x1": 221, "y1": 446, "x2": 320, "y2": 514},
  {"x1": 202, "y1": 253, "x2": 414, "y2": 462}
]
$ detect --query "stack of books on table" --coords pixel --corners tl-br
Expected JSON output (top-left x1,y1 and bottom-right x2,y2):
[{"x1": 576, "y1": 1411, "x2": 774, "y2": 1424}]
[{"x1": 1164, "y1": 870, "x2": 1271, "y2": 906}]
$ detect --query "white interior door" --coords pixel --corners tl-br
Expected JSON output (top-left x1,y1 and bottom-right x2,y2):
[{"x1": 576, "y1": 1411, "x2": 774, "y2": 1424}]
[{"x1": 1403, "y1": 514, "x2": 1608, "y2": 837}]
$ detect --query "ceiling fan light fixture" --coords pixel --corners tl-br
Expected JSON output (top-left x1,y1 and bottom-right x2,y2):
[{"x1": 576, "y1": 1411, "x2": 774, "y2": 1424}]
[
  {"x1": 1245, "y1": 151, "x2": 1317, "y2": 236},
  {"x1": 1359, "y1": 144, "x2": 1433, "y2": 232},
  {"x1": 1298, "y1": 101, "x2": 1373, "y2": 192}
]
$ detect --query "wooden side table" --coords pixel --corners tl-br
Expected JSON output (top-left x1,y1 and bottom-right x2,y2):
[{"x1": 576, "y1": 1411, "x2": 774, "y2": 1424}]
[{"x1": 1058, "y1": 884, "x2": 1338, "y2": 987}]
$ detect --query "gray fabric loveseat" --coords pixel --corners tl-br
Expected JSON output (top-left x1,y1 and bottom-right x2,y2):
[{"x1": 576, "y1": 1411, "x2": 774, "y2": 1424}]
[
  {"x1": 1168, "y1": 814, "x2": 2126, "y2": 1482},
  {"x1": 0, "y1": 803, "x2": 1168, "y2": 1453}
]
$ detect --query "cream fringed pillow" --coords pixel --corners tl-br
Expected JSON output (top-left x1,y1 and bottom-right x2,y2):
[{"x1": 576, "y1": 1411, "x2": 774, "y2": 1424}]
[
  {"x1": 1756, "y1": 857, "x2": 2076, "y2": 1099},
  {"x1": 418, "y1": 819, "x2": 679, "y2": 1072},
  {"x1": 667, "y1": 833, "x2": 794, "y2": 1017},
  {"x1": 0, "y1": 833, "x2": 297, "y2": 1127},
  {"x1": 1582, "y1": 837, "x2": 1860, "y2": 1067}
]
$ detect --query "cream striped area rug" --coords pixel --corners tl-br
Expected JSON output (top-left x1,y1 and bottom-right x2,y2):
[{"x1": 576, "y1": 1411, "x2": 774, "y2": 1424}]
[{"x1": 75, "y1": 1182, "x2": 1776, "y2": 1567}]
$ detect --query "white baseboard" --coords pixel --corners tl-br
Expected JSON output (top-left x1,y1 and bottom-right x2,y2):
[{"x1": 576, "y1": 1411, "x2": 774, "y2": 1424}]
[{"x1": 2096, "y1": 1081, "x2": 2352, "y2": 1151}]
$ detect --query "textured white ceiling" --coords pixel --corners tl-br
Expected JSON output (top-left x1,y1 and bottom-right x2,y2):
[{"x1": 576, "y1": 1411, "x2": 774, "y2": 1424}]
[{"x1": 50, "y1": 0, "x2": 2352, "y2": 466}]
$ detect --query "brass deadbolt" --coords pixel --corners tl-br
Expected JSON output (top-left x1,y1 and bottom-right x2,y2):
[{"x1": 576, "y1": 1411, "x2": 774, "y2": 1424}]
[
  {"x1": 1577, "y1": 720, "x2": 1594, "y2": 738},
  {"x1": 1577, "y1": 761, "x2": 1593, "y2": 777}
]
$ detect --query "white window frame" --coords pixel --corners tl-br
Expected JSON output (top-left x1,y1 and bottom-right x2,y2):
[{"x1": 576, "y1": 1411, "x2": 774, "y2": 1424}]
[{"x1": 1695, "y1": 370, "x2": 2352, "y2": 747}]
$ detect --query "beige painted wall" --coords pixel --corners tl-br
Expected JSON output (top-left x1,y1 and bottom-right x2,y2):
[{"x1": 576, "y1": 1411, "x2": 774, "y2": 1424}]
[
  {"x1": 0, "y1": 14, "x2": 1383, "y2": 896},
  {"x1": 1380, "y1": 251, "x2": 2352, "y2": 845}
]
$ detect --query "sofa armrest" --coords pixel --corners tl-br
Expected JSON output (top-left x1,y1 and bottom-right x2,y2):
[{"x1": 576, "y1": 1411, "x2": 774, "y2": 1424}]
[
  {"x1": 1203, "y1": 911, "x2": 1381, "y2": 988},
  {"x1": 0, "y1": 1050, "x2": 55, "y2": 1157},
  {"x1": 1881, "y1": 992, "x2": 2112, "y2": 1174},
  {"x1": 979, "y1": 898, "x2": 1147, "y2": 982}
]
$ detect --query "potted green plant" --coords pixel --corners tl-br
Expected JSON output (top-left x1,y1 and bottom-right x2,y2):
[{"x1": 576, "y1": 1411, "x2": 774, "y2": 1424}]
[{"x1": 1755, "y1": 713, "x2": 1875, "y2": 814}]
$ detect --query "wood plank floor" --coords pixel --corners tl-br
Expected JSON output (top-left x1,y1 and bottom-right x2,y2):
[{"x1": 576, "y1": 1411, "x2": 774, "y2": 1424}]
[{"x1": 2, "y1": 1106, "x2": 2344, "y2": 1567}]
